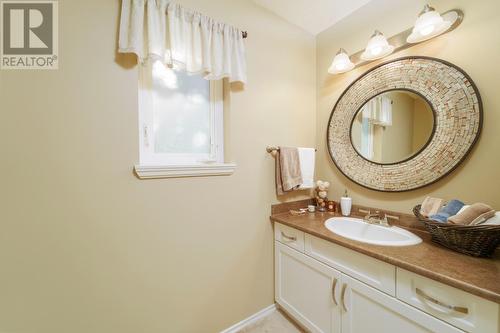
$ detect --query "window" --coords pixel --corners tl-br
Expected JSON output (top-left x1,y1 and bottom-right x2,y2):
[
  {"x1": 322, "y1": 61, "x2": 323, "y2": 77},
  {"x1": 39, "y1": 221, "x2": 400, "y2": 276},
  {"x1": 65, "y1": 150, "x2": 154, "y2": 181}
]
[{"x1": 135, "y1": 61, "x2": 235, "y2": 179}]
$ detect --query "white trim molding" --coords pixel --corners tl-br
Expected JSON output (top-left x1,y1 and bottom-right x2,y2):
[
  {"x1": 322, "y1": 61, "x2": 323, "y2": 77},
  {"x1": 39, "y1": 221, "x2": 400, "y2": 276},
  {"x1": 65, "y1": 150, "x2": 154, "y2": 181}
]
[
  {"x1": 219, "y1": 304, "x2": 277, "y2": 333},
  {"x1": 134, "y1": 163, "x2": 236, "y2": 179}
]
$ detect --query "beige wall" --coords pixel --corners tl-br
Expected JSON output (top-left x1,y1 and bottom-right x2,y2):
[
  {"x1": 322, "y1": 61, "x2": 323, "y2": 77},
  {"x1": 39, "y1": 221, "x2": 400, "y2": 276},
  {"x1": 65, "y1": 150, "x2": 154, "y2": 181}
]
[
  {"x1": 412, "y1": 97, "x2": 434, "y2": 151},
  {"x1": 380, "y1": 92, "x2": 414, "y2": 162},
  {"x1": 0, "y1": 1, "x2": 315, "y2": 332},
  {"x1": 2, "y1": 0, "x2": 499, "y2": 331},
  {"x1": 316, "y1": 0, "x2": 500, "y2": 212}
]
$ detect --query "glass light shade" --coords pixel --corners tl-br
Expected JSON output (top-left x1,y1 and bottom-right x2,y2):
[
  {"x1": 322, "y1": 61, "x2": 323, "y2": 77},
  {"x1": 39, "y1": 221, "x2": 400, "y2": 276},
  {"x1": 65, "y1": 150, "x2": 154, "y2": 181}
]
[
  {"x1": 328, "y1": 49, "x2": 355, "y2": 74},
  {"x1": 407, "y1": 5, "x2": 452, "y2": 43},
  {"x1": 360, "y1": 31, "x2": 395, "y2": 61}
]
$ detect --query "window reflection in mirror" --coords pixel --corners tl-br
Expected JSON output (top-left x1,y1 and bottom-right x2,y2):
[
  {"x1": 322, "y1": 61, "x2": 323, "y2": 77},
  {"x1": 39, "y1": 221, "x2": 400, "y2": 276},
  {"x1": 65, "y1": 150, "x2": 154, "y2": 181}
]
[{"x1": 351, "y1": 90, "x2": 434, "y2": 164}]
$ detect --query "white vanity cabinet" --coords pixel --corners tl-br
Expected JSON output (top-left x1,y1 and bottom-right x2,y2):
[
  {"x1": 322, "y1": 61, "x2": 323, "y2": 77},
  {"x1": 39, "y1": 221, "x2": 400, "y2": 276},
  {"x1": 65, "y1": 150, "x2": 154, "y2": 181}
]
[
  {"x1": 275, "y1": 242, "x2": 341, "y2": 333},
  {"x1": 274, "y1": 223, "x2": 499, "y2": 333}
]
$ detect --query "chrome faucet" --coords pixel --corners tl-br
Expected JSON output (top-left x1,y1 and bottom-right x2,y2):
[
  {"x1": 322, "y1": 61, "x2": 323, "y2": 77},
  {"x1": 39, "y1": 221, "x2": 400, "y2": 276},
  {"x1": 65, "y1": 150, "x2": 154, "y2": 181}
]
[{"x1": 362, "y1": 210, "x2": 391, "y2": 227}]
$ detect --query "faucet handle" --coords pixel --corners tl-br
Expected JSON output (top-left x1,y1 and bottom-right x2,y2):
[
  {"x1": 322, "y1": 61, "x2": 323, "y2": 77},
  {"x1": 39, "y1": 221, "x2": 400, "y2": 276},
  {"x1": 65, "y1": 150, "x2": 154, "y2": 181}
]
[{"x1": 385, "y1": 214, "x2": 400, "y2": 221}]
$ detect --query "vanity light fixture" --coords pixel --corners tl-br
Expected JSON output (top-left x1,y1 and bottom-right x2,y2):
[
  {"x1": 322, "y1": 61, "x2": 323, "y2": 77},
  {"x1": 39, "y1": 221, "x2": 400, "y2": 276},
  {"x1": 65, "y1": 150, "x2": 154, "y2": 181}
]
[
  {"x1": 327, "y1": 5, "x2": 462, "y2": 75},
  {"x1": 360, "y1": 30, "x2": 395, "y2": 61},
  {"x1": 407, "y1": 4, "x2": 453, "y2": 43},
  {"x1": 328, "y1": 48, "x2": 355, "y2": 74}
]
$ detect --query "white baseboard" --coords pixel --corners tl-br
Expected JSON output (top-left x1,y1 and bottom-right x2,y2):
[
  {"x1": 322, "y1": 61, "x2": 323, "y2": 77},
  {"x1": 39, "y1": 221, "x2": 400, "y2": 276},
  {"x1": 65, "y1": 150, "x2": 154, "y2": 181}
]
[{"x1": 219, "y1": 304, "x2": 277, "y2": 333}]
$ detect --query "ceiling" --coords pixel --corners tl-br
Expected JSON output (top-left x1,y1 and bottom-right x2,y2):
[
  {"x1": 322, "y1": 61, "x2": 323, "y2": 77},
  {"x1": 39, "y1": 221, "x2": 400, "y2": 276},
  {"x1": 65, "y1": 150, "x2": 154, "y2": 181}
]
[{"x1": 253, "y1": 0, "x2": 373, "y2": 35}]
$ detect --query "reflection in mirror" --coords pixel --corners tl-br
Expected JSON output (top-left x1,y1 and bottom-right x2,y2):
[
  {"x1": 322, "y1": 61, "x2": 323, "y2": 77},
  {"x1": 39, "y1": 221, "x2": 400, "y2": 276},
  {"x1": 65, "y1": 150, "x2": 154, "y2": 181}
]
[{"x1": 351, "y1": 91, "x2": 434, "y2": 164}]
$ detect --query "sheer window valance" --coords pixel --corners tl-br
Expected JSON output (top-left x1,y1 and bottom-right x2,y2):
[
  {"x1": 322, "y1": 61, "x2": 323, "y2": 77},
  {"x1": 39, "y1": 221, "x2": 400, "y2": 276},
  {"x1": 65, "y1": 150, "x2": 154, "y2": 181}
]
[{"x1": 119, "y1": 0, "x2": 247, "y2": 83}]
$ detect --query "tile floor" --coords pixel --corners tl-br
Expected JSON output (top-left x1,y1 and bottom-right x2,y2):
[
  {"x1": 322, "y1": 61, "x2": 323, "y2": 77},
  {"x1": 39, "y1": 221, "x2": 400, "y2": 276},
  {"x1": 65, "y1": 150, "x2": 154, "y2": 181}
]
[{"x1": 238, "y1": 309, "x2": 305, "y2": 333}]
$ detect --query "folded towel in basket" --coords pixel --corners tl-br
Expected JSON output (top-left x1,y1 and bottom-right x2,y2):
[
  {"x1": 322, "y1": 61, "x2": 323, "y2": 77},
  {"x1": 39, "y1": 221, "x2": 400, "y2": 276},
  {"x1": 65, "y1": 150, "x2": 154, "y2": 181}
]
[
  {"x1": 448, "y1": 203, "x2": 496, "y2": 225},
  {"x1": 456, "y1": 205, "x2": 470, "y2": 215},
  {"x1": 483, "y1": 212, "x2": 500, "y2": 225},
  {"x1": 430, "y1": 199, "x2": 465, "y2": 223},
  {"x1": 420, "y1": 197, "x2": 444, "y2": 217}
]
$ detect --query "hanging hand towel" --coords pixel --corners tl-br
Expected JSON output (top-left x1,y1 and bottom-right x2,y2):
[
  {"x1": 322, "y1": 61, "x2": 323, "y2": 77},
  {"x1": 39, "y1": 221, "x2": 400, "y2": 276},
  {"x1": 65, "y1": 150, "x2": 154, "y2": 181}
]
[
  {"x1": 275, "y1": 147, "x2": 303, "y2": 195},
  {"x1": 298, "y1": 148, "x2": 315, "y2": 189}
]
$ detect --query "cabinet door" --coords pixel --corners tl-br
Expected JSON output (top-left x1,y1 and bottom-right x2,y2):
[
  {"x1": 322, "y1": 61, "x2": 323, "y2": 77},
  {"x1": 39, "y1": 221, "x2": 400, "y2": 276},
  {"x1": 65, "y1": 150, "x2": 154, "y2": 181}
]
[
  {"x1": 340, "y1": 274, "x2": 464, "y2": 333},
  {"x1": 275, "y1": 241, "x2": 341, "y2": 333}
]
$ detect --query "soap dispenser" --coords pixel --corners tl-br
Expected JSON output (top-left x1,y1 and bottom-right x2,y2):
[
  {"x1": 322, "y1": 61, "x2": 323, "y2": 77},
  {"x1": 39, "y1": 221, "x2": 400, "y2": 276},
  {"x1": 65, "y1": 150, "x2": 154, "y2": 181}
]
[{"x1": 340, "y1": 189, "x2": 352, "y2": 216}]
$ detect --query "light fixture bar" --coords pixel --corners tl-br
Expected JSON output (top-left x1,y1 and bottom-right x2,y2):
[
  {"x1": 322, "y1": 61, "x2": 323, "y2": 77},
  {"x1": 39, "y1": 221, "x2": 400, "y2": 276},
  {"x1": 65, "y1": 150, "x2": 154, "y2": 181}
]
[{"x1": 346, "y1": 9, "x2": 463, "y2": 70}]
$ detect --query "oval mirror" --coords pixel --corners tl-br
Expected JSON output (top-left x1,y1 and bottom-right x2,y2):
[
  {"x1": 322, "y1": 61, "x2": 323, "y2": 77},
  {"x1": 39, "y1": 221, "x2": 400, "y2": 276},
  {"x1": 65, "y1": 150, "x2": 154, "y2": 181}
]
[
  {"x1": 350, "y1": 90, "x2": 435, "y2": 164},
  {"x1": 327, "y1": 57, "x2": 482, "y2": 192}
]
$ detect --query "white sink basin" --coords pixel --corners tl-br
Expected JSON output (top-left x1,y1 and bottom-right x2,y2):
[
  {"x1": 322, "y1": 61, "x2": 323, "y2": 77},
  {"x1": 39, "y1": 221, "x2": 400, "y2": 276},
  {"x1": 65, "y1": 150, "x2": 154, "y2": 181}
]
[{"x1": 324, "y1": 217, "x2": 422, "y2": 246}]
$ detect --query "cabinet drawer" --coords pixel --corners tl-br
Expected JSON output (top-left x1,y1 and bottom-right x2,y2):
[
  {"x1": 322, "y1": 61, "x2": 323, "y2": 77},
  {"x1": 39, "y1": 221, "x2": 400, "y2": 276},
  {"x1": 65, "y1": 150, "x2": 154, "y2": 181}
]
[
  {"x1": 305, "y1": 234, "x2": 396, "y2": 296},
  {"x1": 274, "y1": 223, "x2": 305, "y2": 253},
  {"x1": 397, "y1": 268, "x2": 499, "y2": 333}
]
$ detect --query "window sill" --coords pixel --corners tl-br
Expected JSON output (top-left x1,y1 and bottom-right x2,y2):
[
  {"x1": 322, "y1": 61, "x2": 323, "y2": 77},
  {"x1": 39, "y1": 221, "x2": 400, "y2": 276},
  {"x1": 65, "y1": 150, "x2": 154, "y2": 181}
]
[{"x1": 134, "y1": 163, "x2": 237, "y2": 179}]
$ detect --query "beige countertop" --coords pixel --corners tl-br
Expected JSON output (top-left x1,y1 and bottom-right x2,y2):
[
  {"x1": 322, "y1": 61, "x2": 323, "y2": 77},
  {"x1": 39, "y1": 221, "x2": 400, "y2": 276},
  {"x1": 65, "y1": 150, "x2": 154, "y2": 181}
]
[{"x1": 270, "y1": 211, "x2": 500, "y2": 304}]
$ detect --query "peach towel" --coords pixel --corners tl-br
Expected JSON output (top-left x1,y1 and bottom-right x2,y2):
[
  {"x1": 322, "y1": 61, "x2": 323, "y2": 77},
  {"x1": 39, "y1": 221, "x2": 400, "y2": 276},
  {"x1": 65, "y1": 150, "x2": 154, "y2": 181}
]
[
  {"x1": 448, "y1": 203, "x2": 496, "y2": 225},
  {"x1": 275, "y1": 147, "x2": 303, "y2": 195},
  {"x1": 420, "y1": 197, "x2": 444, "y2": 217}
]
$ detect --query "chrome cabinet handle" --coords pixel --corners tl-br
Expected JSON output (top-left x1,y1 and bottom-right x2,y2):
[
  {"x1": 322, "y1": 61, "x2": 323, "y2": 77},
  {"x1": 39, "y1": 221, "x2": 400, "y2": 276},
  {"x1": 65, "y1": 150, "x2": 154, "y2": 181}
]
[
  {"x1": 340, "y1": 283, "x2": 348, "y2": 312},
  {"x1": 416, "y1": 288, "x2": 468, "y2": 315},
  {"x1": 331, "y1": 278, "x2": 338, "y2": 305},
  {"x1": 280, "y1": 232, "x2": 297, "y2": 241}
]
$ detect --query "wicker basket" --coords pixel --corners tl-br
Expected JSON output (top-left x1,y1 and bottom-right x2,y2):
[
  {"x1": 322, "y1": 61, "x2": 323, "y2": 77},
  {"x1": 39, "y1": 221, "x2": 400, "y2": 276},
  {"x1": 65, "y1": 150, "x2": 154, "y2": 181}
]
[{"x1": 413, "y1": 205, "x2": 500, "y2": 257}]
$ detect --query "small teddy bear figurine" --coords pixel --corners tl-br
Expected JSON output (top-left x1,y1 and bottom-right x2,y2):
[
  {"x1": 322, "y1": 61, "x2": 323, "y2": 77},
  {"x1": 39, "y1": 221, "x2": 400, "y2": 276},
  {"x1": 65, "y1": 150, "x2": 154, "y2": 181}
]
[{"x1": 315, "y1": 180, "x2": 330, "y2": 212}]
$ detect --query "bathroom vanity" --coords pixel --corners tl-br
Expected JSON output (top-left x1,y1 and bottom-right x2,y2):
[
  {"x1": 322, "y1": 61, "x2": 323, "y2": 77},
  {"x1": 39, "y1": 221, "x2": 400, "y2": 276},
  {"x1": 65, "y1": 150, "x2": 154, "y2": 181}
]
[{"x1": 271, "y1": 210, "x2": 500, "y2": 333}]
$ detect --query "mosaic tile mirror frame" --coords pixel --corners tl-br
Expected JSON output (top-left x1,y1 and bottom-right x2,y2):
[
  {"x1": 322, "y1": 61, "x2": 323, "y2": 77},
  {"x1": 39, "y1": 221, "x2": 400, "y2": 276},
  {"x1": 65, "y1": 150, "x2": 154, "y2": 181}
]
[{"x1": 327, "y1": 56, "x2": 483, "y2": 192}]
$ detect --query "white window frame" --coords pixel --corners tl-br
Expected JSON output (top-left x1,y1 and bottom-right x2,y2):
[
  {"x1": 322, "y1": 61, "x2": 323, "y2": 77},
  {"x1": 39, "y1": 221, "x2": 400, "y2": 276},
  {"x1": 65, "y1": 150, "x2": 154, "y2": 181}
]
[{"x1": 134, "y1": 65, "x2": 235, "y2": 179}]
